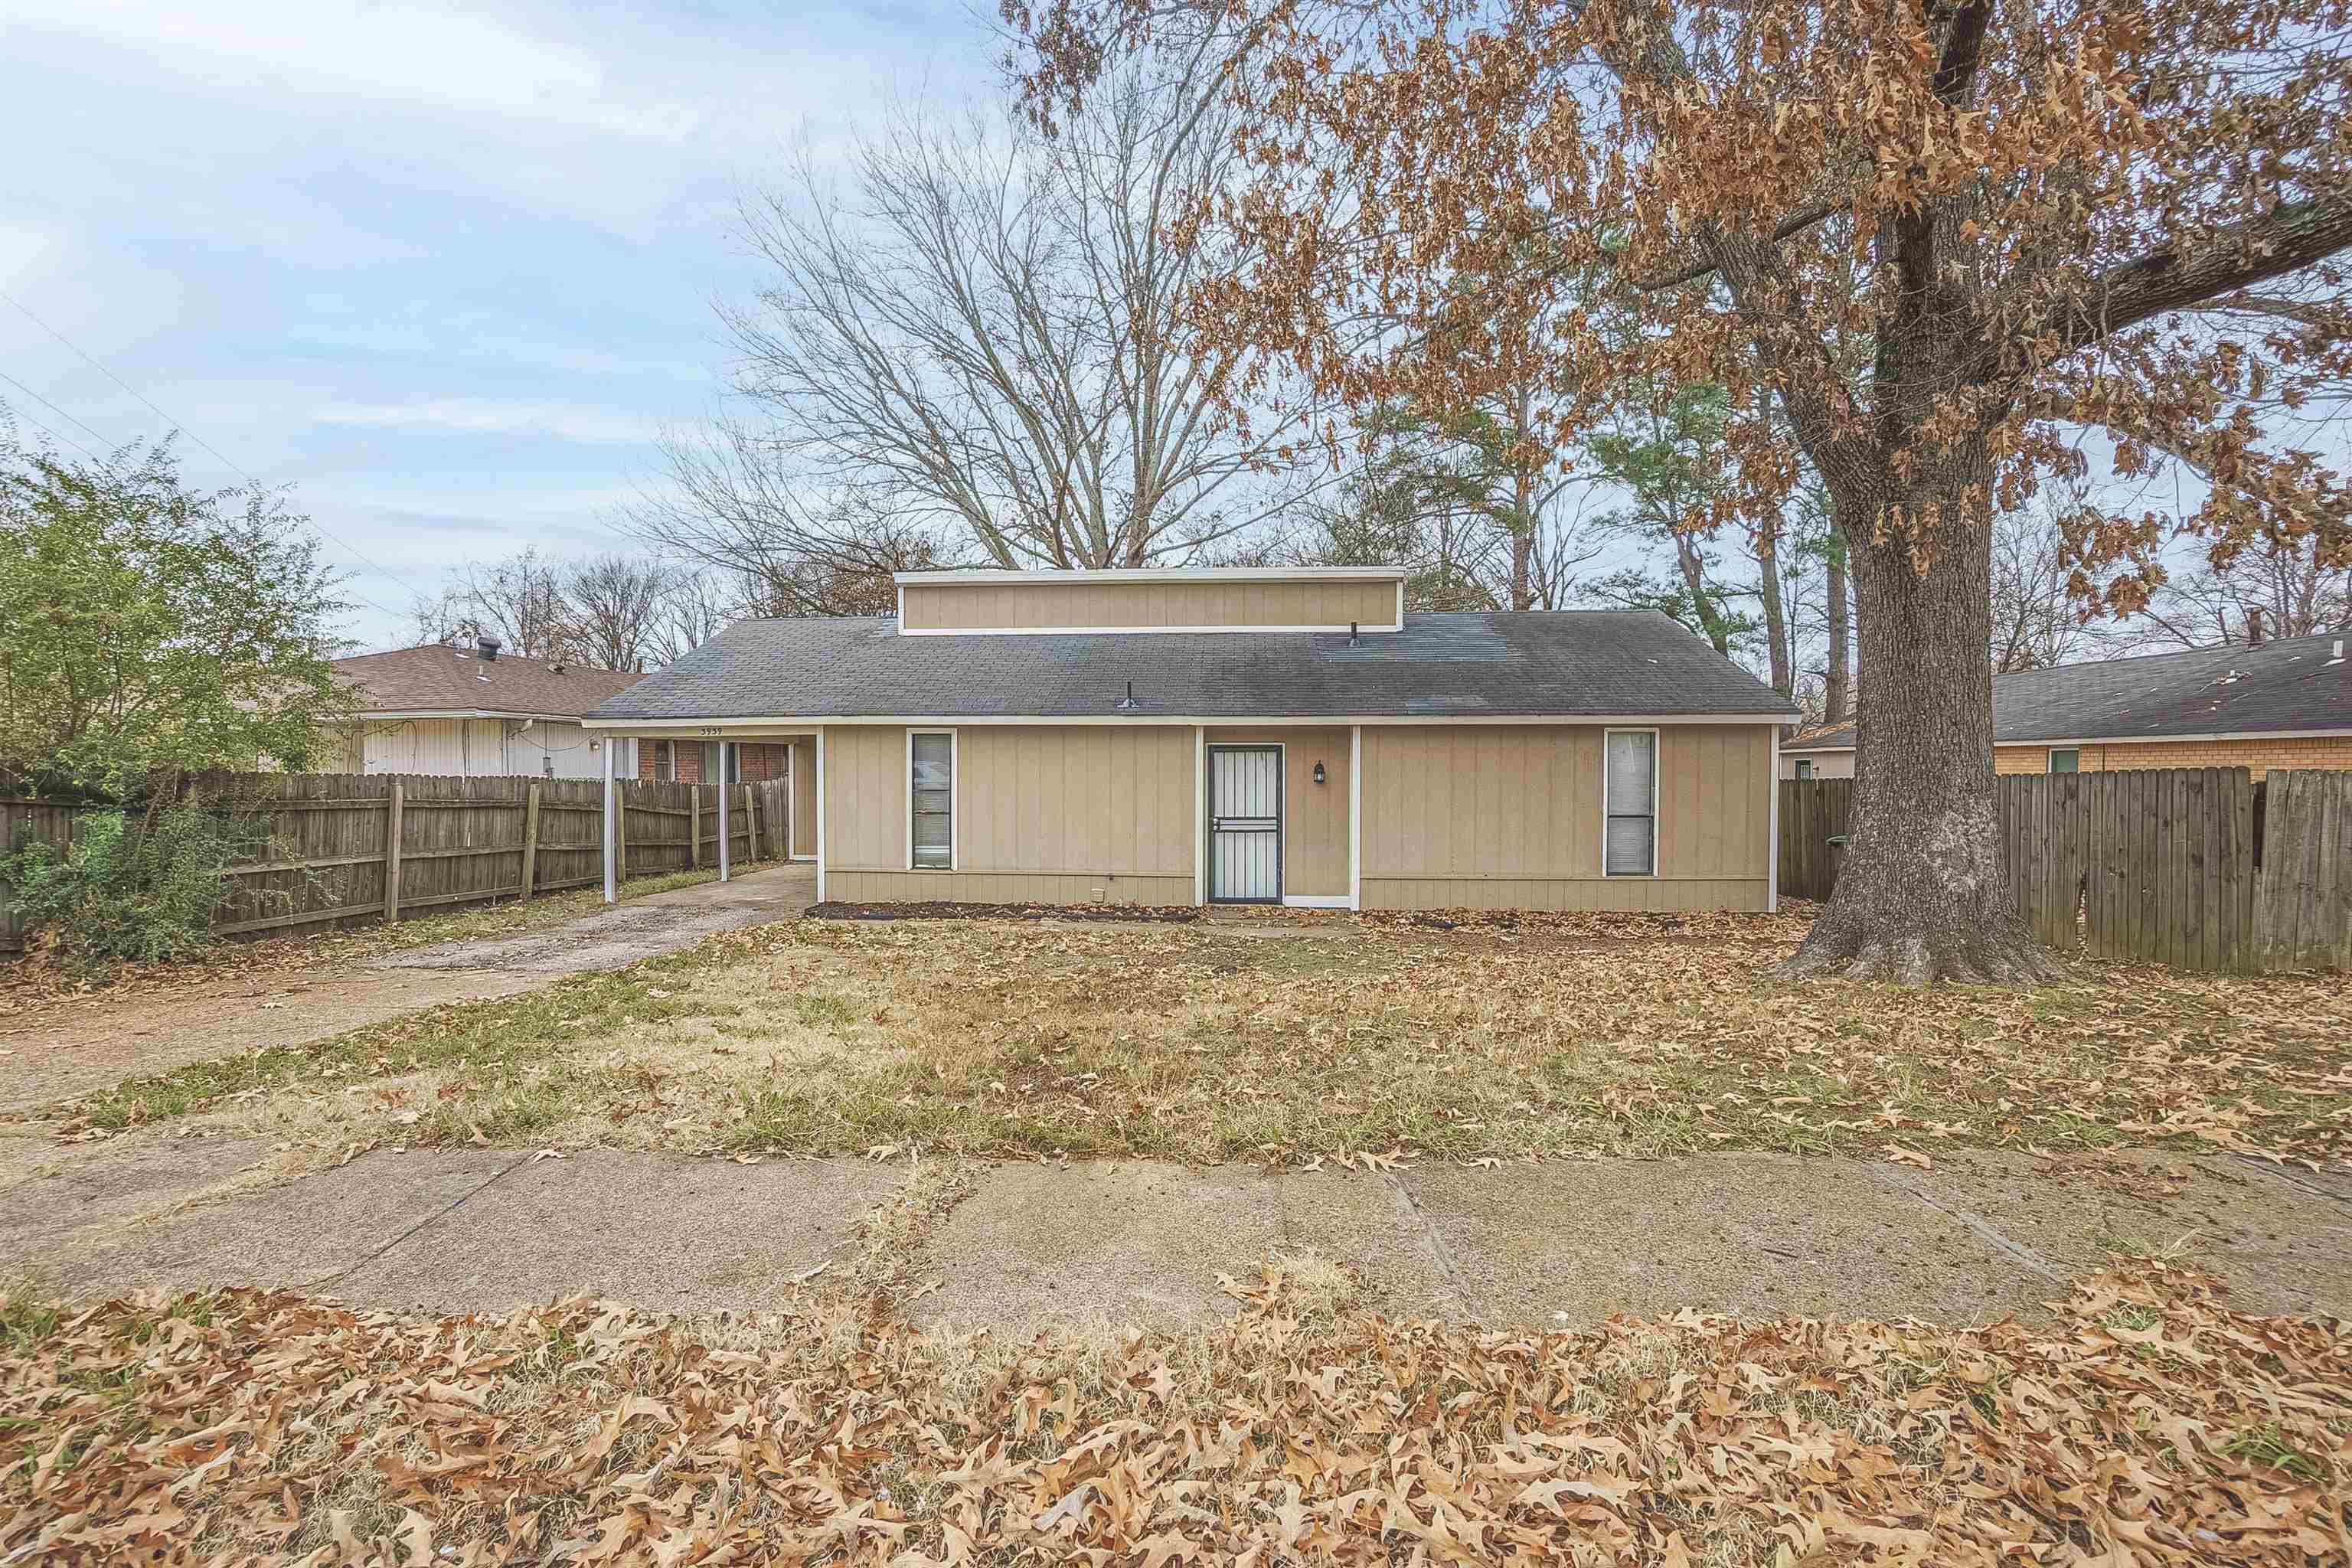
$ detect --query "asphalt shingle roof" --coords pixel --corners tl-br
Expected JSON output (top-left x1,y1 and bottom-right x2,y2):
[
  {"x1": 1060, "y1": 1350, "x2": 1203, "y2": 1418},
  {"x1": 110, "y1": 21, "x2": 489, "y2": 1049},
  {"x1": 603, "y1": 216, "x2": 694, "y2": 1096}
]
[
  {"x1": 587, "y1": 610, "x2": 1798, "y2": 722},
  {"x1": 1782, "y1": 632, "x2": 2352, "y2": 751},
  {"x1": 336, "y1": 645, "x2": 642, "y2": 718}
]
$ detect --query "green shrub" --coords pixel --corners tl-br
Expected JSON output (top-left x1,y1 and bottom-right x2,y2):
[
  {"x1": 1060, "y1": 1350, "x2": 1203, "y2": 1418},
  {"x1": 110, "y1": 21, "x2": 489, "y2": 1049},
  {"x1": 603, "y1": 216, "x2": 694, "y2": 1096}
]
[{"x1": 0, "y1": 803, "x2": 257, "y2": 966}]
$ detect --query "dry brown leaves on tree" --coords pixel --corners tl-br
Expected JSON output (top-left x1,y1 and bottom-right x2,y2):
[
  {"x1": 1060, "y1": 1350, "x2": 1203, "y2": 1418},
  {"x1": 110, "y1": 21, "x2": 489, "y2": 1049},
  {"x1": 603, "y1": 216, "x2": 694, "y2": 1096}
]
[{"x1": 5, "y1": 1264, "x2": 2347, "y2": 1565}]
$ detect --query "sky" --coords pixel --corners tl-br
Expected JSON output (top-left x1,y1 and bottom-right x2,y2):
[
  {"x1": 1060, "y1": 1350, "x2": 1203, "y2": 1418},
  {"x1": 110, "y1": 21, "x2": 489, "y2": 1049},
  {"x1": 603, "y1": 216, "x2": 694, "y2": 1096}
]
[{"x1": 1, "y1": 0, "x2": 995, "y2": 651}]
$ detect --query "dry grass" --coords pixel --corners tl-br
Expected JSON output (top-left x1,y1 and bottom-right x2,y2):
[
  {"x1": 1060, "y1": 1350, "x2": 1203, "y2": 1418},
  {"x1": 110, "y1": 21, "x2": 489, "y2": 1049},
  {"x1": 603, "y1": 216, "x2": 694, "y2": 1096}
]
[
  {"x1": 47, "y1": 913, "x2": 2352, "y2": 1170},
  {"x1": 2, "y1": 1262, "x2": 2345, "y2": 1565}
]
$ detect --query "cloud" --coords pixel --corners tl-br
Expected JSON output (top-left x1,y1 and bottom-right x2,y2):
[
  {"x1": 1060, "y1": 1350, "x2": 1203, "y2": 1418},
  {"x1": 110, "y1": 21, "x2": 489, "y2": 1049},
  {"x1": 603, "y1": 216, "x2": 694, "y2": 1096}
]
[{"x1": 314, "y1": 400, "x2": 655, "y2": 446}]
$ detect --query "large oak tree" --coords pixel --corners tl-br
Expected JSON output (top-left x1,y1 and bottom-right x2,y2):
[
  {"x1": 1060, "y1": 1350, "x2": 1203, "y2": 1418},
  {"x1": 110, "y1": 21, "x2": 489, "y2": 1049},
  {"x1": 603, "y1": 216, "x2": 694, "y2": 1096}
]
[{"x1": 1012, "y1": 0, "x2": 2352, "y2": 982}]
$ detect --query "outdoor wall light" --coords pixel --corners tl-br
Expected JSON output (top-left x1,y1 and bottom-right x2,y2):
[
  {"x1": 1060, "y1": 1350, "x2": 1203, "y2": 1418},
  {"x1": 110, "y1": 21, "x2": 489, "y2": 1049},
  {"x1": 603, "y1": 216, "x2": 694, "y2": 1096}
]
[{"x1": 1312, "y1": 761, "x2": 1327, "y2": 785}]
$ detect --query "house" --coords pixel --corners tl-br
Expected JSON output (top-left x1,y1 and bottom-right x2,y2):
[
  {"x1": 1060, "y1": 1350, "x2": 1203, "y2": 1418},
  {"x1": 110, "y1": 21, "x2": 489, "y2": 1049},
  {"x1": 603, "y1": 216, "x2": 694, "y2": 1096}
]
[
  {"x1": 1781, "y1": 631, "x2": 2352, "y2": 779},
  {"x1": 333, "y1": 639, "x2": 647, "y2": 779},
  {"x1": 581, "y1": 567, "x2": 1799, "y2": 910}
]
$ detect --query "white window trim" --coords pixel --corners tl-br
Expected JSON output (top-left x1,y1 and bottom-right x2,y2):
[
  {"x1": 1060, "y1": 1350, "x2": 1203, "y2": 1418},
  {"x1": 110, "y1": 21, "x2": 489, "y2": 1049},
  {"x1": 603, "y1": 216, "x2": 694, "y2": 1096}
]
[
  {"x1": 1602, "y1": 727, "x2": 1661, "y2": 878},
  {"x1": 906, "y1": 727, "x2": 958, "y2": 871}
]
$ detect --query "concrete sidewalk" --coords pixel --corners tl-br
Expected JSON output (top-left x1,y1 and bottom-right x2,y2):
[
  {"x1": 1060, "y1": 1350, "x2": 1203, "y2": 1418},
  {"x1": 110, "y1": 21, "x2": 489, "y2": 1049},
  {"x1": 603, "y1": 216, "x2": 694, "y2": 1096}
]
[
  {"x1": 0, "y1": 865, "x2": 815, "y2": 1115},
  {"x1": 7, "y1": 1140, "x2": 2347, "y2": 1329}
]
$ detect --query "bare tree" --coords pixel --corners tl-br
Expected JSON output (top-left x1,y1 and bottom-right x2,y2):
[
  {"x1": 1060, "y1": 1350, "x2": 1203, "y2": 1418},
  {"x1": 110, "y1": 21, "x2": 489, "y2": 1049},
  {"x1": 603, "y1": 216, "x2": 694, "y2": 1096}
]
[
  {"x1": 2135, "y1": 535, "x2": 2352, "y2": 648},
  {"x1": 1989, "y1": 484, "x2": 2113, "y2": 672},
  {"x1": 411, "y1": 548, "x2": 574, "y2": 660},
  {"x1": 646, "y1": 48, "x2": 1308, "y2": 582},
  {"x1": 562, "y1": 554, "x2": 675, "y2": 672}
]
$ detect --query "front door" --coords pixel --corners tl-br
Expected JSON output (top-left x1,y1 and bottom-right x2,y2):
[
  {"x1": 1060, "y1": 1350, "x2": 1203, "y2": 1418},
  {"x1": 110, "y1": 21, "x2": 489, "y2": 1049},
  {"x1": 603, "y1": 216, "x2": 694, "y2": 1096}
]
[{"x1": 1209, "y1": 746, "x2": 1282, "y2": 903}]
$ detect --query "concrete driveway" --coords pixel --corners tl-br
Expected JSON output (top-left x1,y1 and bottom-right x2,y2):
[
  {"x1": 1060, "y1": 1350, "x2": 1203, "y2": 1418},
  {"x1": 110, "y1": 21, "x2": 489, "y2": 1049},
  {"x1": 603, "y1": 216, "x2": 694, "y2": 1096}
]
[{"x1": 0, "y1": 864, "x2": 815, "y2": 1116}]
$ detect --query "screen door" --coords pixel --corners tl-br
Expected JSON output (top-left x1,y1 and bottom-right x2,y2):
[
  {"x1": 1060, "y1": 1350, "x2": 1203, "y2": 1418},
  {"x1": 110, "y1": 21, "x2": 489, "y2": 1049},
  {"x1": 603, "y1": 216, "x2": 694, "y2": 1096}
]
[{"x1": 1209, "y1": 746, "x2": 1282, "y2": 903}]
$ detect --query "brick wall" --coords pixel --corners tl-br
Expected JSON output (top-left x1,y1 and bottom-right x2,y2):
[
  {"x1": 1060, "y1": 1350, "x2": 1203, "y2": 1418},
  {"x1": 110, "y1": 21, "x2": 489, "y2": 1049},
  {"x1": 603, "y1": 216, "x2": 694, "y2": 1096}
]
[
  {"x1": 639, "y1": 740, "x2": 793, "y2": 784},
  {"x1": 1994, "y1": 735, "x2": 2352, "y2": 780}
]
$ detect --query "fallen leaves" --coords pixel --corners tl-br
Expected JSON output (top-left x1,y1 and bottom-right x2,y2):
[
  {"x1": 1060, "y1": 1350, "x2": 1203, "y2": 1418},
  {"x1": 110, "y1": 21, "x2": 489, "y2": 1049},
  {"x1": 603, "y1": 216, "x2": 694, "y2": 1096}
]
[{"x1": 3, "y1": 1263, "x2": 2347, "y2": 1565}]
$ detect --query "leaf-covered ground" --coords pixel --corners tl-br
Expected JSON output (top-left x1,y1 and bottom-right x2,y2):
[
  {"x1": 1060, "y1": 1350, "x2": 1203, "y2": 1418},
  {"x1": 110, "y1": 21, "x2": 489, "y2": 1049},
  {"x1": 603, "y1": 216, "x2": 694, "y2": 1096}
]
[
  {"x1": 3, "y1": 1263, "x2": 2346, "y2": 1565},
  {"x1": 44, "y1": 911, "x2": 2352, "y2": 1170}
]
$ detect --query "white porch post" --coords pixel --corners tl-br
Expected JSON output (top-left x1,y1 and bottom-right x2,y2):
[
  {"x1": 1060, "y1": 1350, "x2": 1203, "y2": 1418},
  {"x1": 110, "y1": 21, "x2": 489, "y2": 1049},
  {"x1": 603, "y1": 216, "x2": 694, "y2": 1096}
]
[
  {"x1": 1766, "y1": 724, "x2": 1782, "y2": 914},
  {"x1": 717, "y1": 740, "x2": 733, "y2": 883},
  {"x1": 600, "y1": 734, "x2": 618, "y2": 904},
  {"x1": 814, "y1": 730, "x2": 827, "y2": 903},
  {"x1": 1349, "y1": 724, "x2": 1362, "y2": 911}
]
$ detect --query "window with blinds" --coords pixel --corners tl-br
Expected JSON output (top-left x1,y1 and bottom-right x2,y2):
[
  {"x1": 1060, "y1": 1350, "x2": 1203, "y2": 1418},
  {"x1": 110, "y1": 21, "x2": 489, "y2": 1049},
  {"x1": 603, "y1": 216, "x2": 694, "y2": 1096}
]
[
  {"x1": 911, "y1": 731, "x2": 954, "y2": 869},
  {"x1": 1604, "y1": 730, "x2": 1657, "y2": 876}
]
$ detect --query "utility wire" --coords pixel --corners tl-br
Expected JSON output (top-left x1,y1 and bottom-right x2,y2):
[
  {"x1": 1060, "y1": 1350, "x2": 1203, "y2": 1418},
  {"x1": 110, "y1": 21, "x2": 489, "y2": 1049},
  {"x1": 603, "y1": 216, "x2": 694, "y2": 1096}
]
[
  {"x1": 1, "y1": 286, "x2": 430, "y2": 624},
  {"x1": 0, "y1": 366, "x2": 118, "y2": 455},
  {"x1": 0, "y1": 393, "x2": 106, "y2": 466}
]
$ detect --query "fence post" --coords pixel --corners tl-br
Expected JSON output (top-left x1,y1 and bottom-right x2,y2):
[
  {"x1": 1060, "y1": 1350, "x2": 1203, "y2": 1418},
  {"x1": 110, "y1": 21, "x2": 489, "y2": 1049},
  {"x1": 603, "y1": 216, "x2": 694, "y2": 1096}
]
[
  {"x1": 384, "y1": 781, "x2": 404, "y2": 923},
  {"x1": 690, "y1": 785, "x2": 701, "y2": 870},
  {"x1": 521, "y1": 781, "x2": 542, "y2": 901},
  {"x1": 616, "y1": 779, "x2": 631, "y2": 885},
  {"x1": 748, "y1": 782, "x2": 763, "y2": 863}
]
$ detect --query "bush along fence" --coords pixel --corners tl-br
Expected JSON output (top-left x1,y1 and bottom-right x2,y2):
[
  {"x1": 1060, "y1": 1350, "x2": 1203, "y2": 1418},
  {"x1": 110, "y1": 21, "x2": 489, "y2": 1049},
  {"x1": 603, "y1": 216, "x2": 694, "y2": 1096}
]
[
  {"x1": 1, "y1": 771, "x2": 795, "y2": 952},
  {"x1": 1779, "y1": 768, "x2": 2352, "y2": 973}
]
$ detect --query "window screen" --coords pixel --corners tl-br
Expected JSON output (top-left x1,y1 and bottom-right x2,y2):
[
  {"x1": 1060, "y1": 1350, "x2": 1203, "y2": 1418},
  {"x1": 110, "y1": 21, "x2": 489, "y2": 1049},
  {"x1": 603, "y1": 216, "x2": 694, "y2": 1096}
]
[
  {"x1": 1794, "y1": 759, "x2": 1813, "y2": 780},
  {"x1": 1605, "y1": 730, "x2": 1656, "y2": 876},
  {"x1": 2048, "y1": 748, "x2": 2080, "y2": 774},
  {"x1": 653, "y1": 740, "x2": 675, "y2": 782},
  {"x1": 911, "y1": 732, "x2": 953, "y2": 869}
]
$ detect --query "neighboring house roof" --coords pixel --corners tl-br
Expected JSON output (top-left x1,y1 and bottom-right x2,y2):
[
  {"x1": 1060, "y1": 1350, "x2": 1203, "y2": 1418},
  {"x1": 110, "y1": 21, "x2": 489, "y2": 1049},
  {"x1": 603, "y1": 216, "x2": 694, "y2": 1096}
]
[
  {"x1": 586, "y1": 610, "x2": 1799, "y2": 723},
  {"x1": 335, "y1": 644, "x2": 643, "y2": 720},
  {"x1": 1782, "y1": 632, "x2": 2352, "y2": 752}
]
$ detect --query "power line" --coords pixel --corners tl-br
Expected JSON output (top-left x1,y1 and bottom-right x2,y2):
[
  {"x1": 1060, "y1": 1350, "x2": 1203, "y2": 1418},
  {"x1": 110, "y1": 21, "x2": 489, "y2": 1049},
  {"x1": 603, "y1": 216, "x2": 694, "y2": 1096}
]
[
  {"x1": 0, "y1": 394, "x2": 106, "y2": 466},
  {"x1": 1, "y1": 286, "x2": 431, "y2": 625},
  {"x1": 0, "y1": 367, "x2": 117, "y2": 454}
]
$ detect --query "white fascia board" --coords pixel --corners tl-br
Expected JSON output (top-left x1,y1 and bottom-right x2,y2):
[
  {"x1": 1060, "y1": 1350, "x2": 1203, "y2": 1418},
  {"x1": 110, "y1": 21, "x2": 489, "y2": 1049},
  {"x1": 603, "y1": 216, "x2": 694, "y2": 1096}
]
[
  {"x1": 897, "y1": 622, "x2": 1405, "y2": 636},
  {"x1": 583, "y1": 712, "x2": 1802, "y2": 731},
  {"x1": 892, "y1": 565, "x2": 1410, "y2": 586},
  {"x1": 1782, "y1": 725, "x2": 2352, "y2": 754}
]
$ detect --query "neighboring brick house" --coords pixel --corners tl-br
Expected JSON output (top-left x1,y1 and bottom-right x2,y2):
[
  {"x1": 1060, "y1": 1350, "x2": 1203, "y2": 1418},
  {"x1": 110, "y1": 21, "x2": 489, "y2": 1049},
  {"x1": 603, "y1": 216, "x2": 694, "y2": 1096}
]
[
  {"x1": 639, "y1": 736, "x2": 818, "y2": 862},
  {"x1": 1782, "y1": 631, "x2": 2352, "y2": 780}
]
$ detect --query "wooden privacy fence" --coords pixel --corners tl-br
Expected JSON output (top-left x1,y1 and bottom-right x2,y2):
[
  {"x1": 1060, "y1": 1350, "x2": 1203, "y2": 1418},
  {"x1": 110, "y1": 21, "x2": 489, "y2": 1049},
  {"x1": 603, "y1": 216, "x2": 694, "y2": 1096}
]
[
  {"x1": 1, "y1": 798, "x2": 78, "y2": 953},
  {"x1": 2, "y1": 773, "x2": 795, "y2": 949},
  {"x1": 1779, "y1": 768, "x2": 2351, "y2": 972}
]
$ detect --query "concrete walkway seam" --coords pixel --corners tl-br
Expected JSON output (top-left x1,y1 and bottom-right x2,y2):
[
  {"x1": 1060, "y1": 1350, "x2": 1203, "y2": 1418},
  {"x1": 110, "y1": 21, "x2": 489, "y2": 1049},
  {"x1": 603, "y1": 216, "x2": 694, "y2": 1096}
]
[
  {"x1": 2235, "y1": 1155, "x2": 2352, "y2": 1213},
  {"x1": 302, "y1": 1152, "x2": 535, "y2": 1292},
  {"x1": 1379, "y1": 1173, "x2": 1481, "y2": 1318},
  {"x1": 1871, "y1": 1168, "x2": 2067, "y2": 1284}
]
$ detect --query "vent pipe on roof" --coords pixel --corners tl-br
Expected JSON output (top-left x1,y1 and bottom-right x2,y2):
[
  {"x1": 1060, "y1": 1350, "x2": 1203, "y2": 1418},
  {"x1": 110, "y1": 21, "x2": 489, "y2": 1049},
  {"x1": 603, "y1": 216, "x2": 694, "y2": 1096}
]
[
  {"x1": 476, "y1": 635, "x2": 502, "y2": 663},
  {"x1": 1348, "y1": 620, "x2": 1361, "y2": 648},
  {"x1": 1114, "y1": 680, "x2": 1138, "y2": 711},
  {"x1": 2244, "y1": 606, "x2": 2264, "y2": 648}
]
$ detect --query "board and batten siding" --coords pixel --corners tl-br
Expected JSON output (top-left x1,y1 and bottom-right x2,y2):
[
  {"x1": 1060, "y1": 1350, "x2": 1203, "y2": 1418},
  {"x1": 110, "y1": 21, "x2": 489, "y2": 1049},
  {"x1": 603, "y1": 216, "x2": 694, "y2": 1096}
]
[
  {"x1": 1358, "y1": 723, "x2": 1773, "y2": 910},
  {"x1": 900, "y1": 577, "x2": 1398, "y2": 633},
  {"x1": 1204, "y1": 727, "x2": 1350, "y2": 897},
  {"x1": 822, "y1": 724, "x2": 1196, "y2": 905},
  {"x1": 791, "y1": 739, "x2": 818, "y2": 858}
]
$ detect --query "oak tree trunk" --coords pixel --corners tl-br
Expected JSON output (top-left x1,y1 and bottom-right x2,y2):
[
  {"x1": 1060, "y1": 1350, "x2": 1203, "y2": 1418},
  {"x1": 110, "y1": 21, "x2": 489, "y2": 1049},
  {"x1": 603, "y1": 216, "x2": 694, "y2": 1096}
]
[
  {"x1": 1782, "y1": 478, "x2": 2055, "y2": 985},
  {"x1": 1756, "y1": 518, "x2": 1792, "y2": 697},
  {"x1": 1823, "y1": 541, "x2": 1851, "y2": 726}
]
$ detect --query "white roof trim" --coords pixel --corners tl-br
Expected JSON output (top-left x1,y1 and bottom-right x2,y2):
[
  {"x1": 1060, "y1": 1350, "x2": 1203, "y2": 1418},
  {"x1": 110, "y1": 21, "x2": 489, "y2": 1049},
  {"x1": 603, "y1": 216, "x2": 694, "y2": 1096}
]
[
  {"x1": 893, "y1": 565, "x2": 1410, "y2": 586},
  {"x1": 585, "y1": 711, "x2": 1797, "y2": 731},
  {"x1": 1782, "y1": 725, "x2": 2352, "y2": 753}
]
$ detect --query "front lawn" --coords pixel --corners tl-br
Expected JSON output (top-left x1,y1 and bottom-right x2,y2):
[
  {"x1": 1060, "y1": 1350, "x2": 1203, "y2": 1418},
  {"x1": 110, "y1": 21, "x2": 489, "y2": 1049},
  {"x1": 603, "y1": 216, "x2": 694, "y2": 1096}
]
[{"x1": 50, "y1": 912, "x2": 2352, "y2": 1169}]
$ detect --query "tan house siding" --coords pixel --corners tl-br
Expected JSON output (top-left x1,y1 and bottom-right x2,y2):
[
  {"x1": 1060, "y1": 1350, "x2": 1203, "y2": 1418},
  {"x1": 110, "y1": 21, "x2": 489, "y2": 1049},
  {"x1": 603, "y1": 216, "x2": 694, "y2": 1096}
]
[
  {"x1": 900, "y1": 577, "x2": 1397, "y2": 633},
  {"x1": 1205, "y1": 727, "x2": 1351, "y2": 897},
  {"x1": 792, "y1": 740, "x2": 817, "y2": 858},
  {"x1": 822, "y1": 723, "x2": 1196, "y2": 905},
  {"x1": 1358, "y1": 724, "x2": 1772, "y2": 911},
  {"x1": 1995, "y1": 735, "x2": 2352, "y2": 779}
]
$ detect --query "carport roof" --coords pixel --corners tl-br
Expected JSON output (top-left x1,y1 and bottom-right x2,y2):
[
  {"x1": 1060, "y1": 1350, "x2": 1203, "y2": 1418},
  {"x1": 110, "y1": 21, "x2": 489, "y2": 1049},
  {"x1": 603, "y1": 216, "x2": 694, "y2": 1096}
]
[{"x1": 587, "y1": 609, "x2": 1798, "y2": 723}]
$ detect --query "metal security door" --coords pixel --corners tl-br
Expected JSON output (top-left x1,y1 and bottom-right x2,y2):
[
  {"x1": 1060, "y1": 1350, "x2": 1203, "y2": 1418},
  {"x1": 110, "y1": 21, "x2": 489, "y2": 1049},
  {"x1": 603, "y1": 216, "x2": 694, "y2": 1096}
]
[{"x1": 1209, "y1": 746, "x2": 1282, "y2": 903}]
